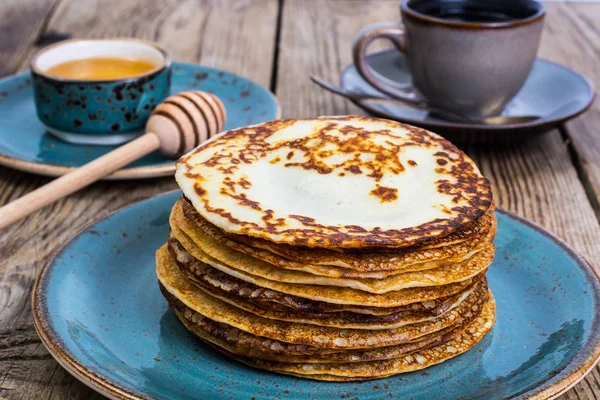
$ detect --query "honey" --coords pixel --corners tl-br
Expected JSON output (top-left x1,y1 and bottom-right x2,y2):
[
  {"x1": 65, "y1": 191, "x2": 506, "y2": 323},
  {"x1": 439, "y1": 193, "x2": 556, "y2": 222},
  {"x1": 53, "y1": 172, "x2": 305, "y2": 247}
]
[{"x1": 45, "y1": 57, "x2": 158, "y2": 80}]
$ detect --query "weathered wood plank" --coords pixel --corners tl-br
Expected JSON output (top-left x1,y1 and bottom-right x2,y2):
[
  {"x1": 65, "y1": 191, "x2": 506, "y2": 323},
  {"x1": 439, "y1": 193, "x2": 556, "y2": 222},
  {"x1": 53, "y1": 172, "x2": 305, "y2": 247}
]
[
  {"x1": 0, "y1": 0, "x2": 278, "y2": 398},
  {"x1": 0, "y1": 0, "x2": 59, "y2": 77},
  {"x1": 276, "y1": 0, "x2": 397, "y2": 118},
  {"x1": 537, "y1": 2, "x2": 600, "y2": 215},
  {"x1": 276, "y1": 1, "x2": 600, "y2": 399}
]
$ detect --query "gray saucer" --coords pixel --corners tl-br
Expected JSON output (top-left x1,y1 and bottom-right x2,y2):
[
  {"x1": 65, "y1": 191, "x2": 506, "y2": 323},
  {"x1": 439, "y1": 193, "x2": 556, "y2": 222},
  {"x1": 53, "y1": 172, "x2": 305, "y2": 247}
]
[{"x1": 341, "y1": 50, "x2": 595, "y2": 143}]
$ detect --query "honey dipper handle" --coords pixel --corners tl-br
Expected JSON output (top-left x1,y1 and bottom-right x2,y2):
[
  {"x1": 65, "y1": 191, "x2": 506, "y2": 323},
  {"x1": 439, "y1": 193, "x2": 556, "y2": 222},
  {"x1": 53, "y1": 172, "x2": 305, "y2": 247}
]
[{"x1": 0, "y1": 133, "x2": 160, "y2": 230}]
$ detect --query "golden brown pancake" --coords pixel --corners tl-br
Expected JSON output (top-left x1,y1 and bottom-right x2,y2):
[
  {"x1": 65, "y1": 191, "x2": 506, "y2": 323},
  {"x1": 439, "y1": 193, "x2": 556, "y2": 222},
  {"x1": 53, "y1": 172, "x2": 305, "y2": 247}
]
[
  {"x1": 169, "y1": 228, "x2": 493, "y2": 295},
  {"x1": 161, "y1": 284, "x2": 486, "y2": 363},
  {"x1": 211, "y1": 295, "x2": 494, "y2": 380},
  {"x1": 175, "y1": 117, "x2": 493, "y2": 249},
  {"x1": 168, "y1": 235, "x2": 474, "y2": 317},
  {"x1": 168, "y1": 236, "x2": 480, "y2": 318},
  {"x1": 170, "y1": 203, "x2": 495, "y2": 293},
  {"x1": 167, "y1": 238, "x2": 483, "y2": 308},
  {"x1": 167, "y1": 237, "x2": 489, "y2": 329},
  {"x1": 179, "y1": 198, "x2": 496, "y2": 276},
  {"x1": 157, "y1": 245, "x2": 488, "y2": 348},
  {"x1": 178, "y1": 265, "x2": 486, "y2": 330}
]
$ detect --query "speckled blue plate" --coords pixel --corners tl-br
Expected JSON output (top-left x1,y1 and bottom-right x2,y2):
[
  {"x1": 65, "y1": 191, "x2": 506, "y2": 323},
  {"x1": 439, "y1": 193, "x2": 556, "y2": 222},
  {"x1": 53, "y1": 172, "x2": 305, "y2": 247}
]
[
  {"x1": 0, "y1": 64, "x2": 279, "y2": 179},
  {"x1": 32, "y1": 191, "x2": 600, "y2": 400}
]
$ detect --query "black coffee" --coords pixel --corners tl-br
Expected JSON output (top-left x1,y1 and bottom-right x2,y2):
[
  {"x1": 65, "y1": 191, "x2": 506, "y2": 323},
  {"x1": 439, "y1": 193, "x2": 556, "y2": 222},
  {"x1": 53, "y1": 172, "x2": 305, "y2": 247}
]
[
  {"x1": 408, "y1": 0, "x2": 540, "y2": 23},
  {"x1": 427, "y1": 8, "x2": 517, "y2": 23}
]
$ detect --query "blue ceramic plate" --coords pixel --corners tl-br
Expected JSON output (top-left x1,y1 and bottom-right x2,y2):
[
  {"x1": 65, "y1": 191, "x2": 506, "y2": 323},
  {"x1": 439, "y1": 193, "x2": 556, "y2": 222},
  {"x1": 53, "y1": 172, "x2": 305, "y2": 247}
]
[
  {"x1": 340, "y1": 50, "x2": 595, "y2": 142},
  {"x1": 0, "y1": 63, "x2": 279, "y2": 179},
  {"x1": 32, "y1": 192, "x2": 600, "y2": 400}
]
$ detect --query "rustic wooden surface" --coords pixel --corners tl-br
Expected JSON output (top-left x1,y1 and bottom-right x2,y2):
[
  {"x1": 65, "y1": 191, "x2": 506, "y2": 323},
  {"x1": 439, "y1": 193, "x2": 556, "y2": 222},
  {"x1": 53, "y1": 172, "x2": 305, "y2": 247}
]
[
  {"x1": 537, "y1": 2, "x2": 600, "y2": 215},
  {"x1": 1, "y1": 0, "x2": 599, "y2": 399}
]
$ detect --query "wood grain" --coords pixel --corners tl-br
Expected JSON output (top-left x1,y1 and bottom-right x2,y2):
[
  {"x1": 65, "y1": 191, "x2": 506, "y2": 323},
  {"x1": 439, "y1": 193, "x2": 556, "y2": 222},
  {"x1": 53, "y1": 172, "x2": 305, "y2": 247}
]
[
  {"x1": 0, "y1": 0, "x2": 278, "y2": 398},
  {"x1": 276, "y1": 0, "x2": 398, "y2": 118},
  {"x1": 537, "y1": 2, "x2": 600, "y2": 215},
  {"x1": 277, "y1": 1, "x2": 600, "y2": 399},
  {"x1": 1, "y1": 0, "x2": 600, "y2": 399},
  {"x1": 0, "y1": 0, "x2": 59, "y2": 77}
]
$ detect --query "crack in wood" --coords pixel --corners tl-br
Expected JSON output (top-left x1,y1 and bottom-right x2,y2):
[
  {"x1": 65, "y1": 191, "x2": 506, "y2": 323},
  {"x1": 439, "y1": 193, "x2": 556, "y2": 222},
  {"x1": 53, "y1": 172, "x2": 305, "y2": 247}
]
[
  {"x1": 269, "y1": 0, "x2": 284, "y2": 93},
  {"x1": 0, "y1": 336, "x2": 41, "y2": 351},
  {"x1": 0, "y1": 354, "x2": 51, "y2": 362}
]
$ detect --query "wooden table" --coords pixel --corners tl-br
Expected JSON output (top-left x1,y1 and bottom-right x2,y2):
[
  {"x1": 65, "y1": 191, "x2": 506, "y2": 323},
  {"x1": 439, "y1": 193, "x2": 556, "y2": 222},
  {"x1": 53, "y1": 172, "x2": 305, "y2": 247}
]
[{"x1": 1, "y1": 1, "x2": 600, "y2": 399}]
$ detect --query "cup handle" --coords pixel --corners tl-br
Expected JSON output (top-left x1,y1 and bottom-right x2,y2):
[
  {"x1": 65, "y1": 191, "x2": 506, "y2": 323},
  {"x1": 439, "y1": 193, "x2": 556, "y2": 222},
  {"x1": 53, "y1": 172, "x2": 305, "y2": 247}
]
[{"x1": 352, "y1": 24, "x2": 421, "y2": 104}]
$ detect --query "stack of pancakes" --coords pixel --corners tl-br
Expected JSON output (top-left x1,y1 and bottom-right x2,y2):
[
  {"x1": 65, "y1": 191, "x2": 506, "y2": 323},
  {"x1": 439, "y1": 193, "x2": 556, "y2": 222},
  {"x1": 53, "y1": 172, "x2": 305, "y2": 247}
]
[{"x1": 156, "y1": 116, "x2": 496, "y2": 381}]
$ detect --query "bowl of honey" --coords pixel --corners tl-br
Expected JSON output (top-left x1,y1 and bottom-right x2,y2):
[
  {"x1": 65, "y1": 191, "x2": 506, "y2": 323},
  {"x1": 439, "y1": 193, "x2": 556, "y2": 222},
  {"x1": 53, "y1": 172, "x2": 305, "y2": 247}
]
[{"x1": 31, "y1": 38, "x2": 171, "y2": 145}]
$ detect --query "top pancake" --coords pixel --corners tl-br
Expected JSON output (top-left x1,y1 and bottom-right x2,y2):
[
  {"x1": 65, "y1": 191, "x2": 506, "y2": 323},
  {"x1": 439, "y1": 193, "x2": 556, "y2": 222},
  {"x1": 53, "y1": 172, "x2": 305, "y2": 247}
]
[{"x1": 176, "y1": 116, "x2": 492, "y2": 249}]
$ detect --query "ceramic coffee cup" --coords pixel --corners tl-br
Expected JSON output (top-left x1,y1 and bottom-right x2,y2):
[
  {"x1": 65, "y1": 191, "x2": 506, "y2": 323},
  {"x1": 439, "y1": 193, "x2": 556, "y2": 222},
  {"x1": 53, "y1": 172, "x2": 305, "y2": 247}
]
[
  {"x1": 353, "y1": 0, "x2": 545, "y2": 119},
  {"x1": 31, "y1": 38, "x2": 171, "y2": 145}
]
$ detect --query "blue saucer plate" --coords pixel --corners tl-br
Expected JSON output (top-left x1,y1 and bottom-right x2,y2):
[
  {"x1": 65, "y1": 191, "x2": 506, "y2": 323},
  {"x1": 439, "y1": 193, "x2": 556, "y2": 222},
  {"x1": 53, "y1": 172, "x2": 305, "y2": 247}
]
[
  {"x1": 341, "y1": 50, "x2": 595, "y2": 143},
  {"x1": 0, "y1": 63, "x2": 279, "y2": 180},
  {"x1": 32, "y1": 191, "x2": 600, "y2": 399}
]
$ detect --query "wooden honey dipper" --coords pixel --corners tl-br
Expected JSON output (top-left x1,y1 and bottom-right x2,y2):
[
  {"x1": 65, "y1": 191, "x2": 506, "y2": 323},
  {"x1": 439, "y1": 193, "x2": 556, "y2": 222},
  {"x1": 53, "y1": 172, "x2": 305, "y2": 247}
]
[{"x1": 0, "y1": 90, "x2": 226, "y2": 230}]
